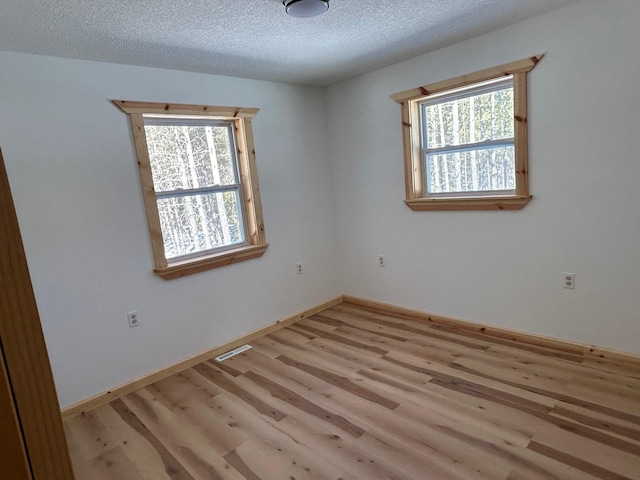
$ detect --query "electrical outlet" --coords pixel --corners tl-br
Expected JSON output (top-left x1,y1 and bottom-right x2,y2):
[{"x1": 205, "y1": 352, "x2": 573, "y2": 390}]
[
  {"x1": 378, "y1": 255, "x2": 385, "y2": 267},
  {"x1": 296, "y1": 263, "x2": 303, "y2": 275},
  {"x1": 127, "y1": 310, "x2": 140, "y2": 328},
  {"x1": 563, "y1": 273, "x2": 575, "y2": 289}
]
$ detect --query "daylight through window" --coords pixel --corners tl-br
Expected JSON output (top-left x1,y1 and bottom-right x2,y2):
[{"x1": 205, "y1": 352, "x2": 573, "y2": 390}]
[
  {"x1": 144, "y1": 118, "x2": 245, "y2": 260},
  {"x1": 392, "y1": 55, "x2": 542, "y2": 211},
  {"x1": 422, "y1": 77, "x2": 514, "y2": 196},
  {"x1": 114, "y1": 101, "x2": 268, "y2": 279}
]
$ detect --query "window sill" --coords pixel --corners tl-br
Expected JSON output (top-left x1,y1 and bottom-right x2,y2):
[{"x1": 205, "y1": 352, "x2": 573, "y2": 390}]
[
  {"x1": 154, "y1": 243, "x2": 269, "y2": 280},
  {"x1": 404, "y1": 195, "x2": 532, "y2": 211}
]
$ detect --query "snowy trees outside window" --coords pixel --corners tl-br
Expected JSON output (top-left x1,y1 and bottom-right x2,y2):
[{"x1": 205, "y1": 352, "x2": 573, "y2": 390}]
[
  {"x1": 392, "y1": 56, "x2": 541, "y2": 211},
  {"x1": 144, "y1": 120, "x2": 245, "y2": 260},
  {"x1": 421, "y1": 78, "x2": 515, "y2": 195},
  {"x1": 114, "y1": 101, "x2": 268, "y2": 279}
]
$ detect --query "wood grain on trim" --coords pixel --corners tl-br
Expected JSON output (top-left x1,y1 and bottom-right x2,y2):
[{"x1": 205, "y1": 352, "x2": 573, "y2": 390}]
[
  {"x1": 61, "y1": 295, "x2": 344, "y2": 420},
  {"x1": 391, "y1": 55, "x2": 543, "y2": 104},
  {"x1": 129, "y1": 113, "x2": 167, "y2": 269},
  {"x1": 405, "y1": 195, "x2": 532, "y2": 211},
  {"x1": 0, "y1": 341, "x2": 32, "y2": 480},
  {"x1": 112, "y1": 100, "x2": 258, "y2": 118},
  {"x1": 64, "y1": 301, "x2": 640, "y2": 480},
  {"x1": 115, "y1": 100, "x2": 268, "y2": 279},
  {"x1": 393, "y1": 56, "x2": 542, "y2": 212},
  {"x1": 63, "y1": 293, "x2": 640, "y2": 422},
  {"x1": 343, "y1": 295, "x2": 640, "y2": 368},
  {"x1": 154, "y1": 244, "x2": 268, "y2": 279}
]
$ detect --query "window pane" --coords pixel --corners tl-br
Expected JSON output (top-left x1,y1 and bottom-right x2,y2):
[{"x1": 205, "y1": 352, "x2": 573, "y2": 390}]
[
  {"x1": 144, "y1": 124, "x2": 237, "y2": 193},
  {"x1": 157, "y1": 190, "x2": 244, "y2": 259},
  {"x1": 426, "y1": 146, "x2": 515, "y2": 194},
  {"x1": 424, "y1": 86, "x2": 514, "y2": 149}
]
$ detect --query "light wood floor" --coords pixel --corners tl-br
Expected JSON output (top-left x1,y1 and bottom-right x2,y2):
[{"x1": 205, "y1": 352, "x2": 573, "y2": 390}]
[{"x1": 64, "y1": 303, "x2": 640, "y2": 480}]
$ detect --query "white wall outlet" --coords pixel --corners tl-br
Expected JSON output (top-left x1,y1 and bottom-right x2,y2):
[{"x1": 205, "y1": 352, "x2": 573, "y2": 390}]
[
  {"x1": 296, "y1": 263, "x2": 303, "y2": 275},
  {"x1": 127, "y1": 310, "x2": 140, "y2": 327},
  {"x1": 378, "y1": 255, "x2": 385, "y2": 267},
  {"x1": 563, "y1": 273, "x2": 575, "y2": 289}
]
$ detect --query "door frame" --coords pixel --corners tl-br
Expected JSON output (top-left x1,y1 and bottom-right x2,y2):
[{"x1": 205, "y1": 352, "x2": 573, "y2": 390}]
[{"x1": 0, "y1": 148, "x2": 75, "y2": 479}]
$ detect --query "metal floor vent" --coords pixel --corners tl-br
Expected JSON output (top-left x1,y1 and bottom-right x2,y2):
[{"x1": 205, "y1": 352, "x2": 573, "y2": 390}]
[{"x1": 215, "y1": 344, "x2": 252, "y2": 362}]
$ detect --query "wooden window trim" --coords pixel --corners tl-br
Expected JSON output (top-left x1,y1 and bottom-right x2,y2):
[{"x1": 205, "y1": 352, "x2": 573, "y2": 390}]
[
  {"x1": 113, "y1": 100, "x2": 268, "y2": 279},
  {"x1": 391, "y1": 55, "x2": 543, "y2": 211}
]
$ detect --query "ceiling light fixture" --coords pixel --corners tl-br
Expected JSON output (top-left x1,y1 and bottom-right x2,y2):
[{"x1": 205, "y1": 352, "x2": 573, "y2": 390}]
[{"x1": 283, "y1": 0, "x2": 329, "y2": 18}]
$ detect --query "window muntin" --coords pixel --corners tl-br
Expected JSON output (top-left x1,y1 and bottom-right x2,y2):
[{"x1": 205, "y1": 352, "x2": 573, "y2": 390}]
[
  {"x1": 421, "y1": 77, "x2": 515, "y2": 196},
  {"x1": 143, "y1": 117, "x2": 247, "y2": 260},
  {"x1": 156, "y1": 190, "x2": 245, "y2": 260},
  {"x1": 391, "y1": 55, "x2": 541, "y2": 211},
  {"x1": 113, "y1": 100, "x2": 268, "y2": 279}
]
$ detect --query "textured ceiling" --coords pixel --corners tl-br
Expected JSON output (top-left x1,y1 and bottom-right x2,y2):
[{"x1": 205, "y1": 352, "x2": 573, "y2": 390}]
[{"x1": 0, "y1": 0, "x2": 580, "y2": 86}]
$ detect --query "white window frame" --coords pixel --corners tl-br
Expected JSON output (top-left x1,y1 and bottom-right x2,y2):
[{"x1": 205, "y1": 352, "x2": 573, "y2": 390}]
[
  {"x1": 114, "y1": 100, "x2": 268, "y2": 279},
  {"x1": 420, "y1": 77, "x2": 515, "y2": 198},
  {"x1": 144, "y1": 116, "x2": 248, "y2": 262},
  {"x1": 391, "y1": 55, "x2": 542, "y2": 211}
]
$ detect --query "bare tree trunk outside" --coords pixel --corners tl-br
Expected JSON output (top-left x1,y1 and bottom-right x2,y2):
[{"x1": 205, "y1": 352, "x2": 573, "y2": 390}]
[
  {"x1": 452, "y1": 101, "x2": 462, "y2": 192},
  {"x1": 438, "y1": 104, "x2": 448, "y2": 192},
  {"x1": 205, "y1": 127, "x2": 231, "y2": 245},
  {"x1": 469, "y1": 96, "x2": 478, "y2": 191},
  {"x1": 182, "y1": 126, "x2": 213, "y2": 249}
]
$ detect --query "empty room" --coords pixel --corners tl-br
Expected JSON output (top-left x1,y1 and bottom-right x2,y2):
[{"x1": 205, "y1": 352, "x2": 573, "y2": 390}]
[{"x1": 1, "y1": 0, "x2": 639, "y2": 479}]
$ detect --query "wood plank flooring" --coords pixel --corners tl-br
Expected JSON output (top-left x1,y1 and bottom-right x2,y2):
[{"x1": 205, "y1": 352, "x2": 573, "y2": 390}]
[{"x1": 64, "y1": 303, "x2": 640, "y2": 479}]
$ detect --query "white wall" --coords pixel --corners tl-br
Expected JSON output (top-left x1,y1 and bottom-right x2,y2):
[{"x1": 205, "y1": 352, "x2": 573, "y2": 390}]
[
  {"x1": 3, "y1": 0, "x2": 640, "y2": 408},
  {"x1": 327, "y1": 0, "x2": 640, "y2": 354},
  {"x1": 0, "y1": 52, "x2": 342, "y2": 407}
]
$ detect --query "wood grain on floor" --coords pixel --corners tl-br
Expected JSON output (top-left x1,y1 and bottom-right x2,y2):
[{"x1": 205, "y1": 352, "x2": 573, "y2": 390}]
[{"x1": 64, "y1": 303, "x2": 640, "y2": 479}]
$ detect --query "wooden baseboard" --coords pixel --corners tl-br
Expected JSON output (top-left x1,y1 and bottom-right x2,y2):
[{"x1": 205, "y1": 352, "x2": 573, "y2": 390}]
[
  {"x1": 342, "y1": 295, "x2": 640, "y2": 368},
  {"x1": 61, "y1": 295, "x2": 344, "y2": 421},
  {"x1": 62, "y1": 293, "x2": 639, "y2": 420}
]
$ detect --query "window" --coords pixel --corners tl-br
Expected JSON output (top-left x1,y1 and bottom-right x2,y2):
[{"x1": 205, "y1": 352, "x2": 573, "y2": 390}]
[
  {"x1": 114, "y1": 101, "x2": 268, "y2": 279},
  {"x1": 391, "y1": 56, "x2": 542, "y2": 211},
  {"x1": 422, "y1": 77, "x2": 515, "y2": 195}
]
